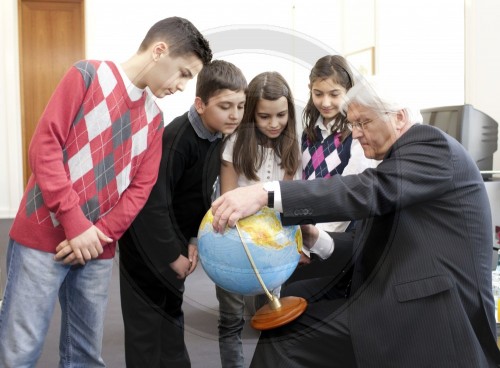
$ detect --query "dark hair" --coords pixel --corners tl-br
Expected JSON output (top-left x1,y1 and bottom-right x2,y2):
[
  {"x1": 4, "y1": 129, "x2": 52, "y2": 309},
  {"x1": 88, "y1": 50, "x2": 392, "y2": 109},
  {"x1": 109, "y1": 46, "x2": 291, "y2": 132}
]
[
  {"x1": 231, "y1": 71, "x2": 299, "y2": 181},
  {"x1": 196, "y1": 60, "x2": 247, "y2": 102},
  {"x1": 302, "y1": 55, "x2": 354, "y2": 143},
  {"x1": 138, "y1": 17, "x2": 212, "y2": 65}
]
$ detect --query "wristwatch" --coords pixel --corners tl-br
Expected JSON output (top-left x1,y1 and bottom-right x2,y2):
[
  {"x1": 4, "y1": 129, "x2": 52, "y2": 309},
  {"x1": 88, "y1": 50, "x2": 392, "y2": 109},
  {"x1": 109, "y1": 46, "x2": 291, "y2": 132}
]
[{"x1": 263, "y1": 182, "x2": 275, "y2": 208}]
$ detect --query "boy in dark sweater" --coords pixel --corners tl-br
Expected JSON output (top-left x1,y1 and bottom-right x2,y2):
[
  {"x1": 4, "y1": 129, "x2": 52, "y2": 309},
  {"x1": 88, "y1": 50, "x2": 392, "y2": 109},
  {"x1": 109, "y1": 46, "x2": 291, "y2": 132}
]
[{"x1": 119, "y1": 60, "x2": 247, "y2": 368}]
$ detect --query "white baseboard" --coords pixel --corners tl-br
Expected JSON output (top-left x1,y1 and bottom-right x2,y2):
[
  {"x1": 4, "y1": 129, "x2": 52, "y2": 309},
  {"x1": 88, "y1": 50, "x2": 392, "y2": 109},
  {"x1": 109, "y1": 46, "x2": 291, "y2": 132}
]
[{"x1": 0, "y1": 209, "x2": 16, "y2": 219}]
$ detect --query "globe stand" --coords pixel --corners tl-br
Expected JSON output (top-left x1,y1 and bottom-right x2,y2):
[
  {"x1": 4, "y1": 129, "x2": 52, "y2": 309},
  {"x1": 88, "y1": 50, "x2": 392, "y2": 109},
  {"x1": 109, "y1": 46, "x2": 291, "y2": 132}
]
[{"x1": 235, "y1": 223, "x2": 307, "y2": 331}]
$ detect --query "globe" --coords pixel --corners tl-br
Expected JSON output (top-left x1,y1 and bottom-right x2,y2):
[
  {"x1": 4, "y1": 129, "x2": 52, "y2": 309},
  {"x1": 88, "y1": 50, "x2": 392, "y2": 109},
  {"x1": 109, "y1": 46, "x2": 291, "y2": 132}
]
[{"x1": 198, "y1": 207, "x2": 302, "y2": 296}]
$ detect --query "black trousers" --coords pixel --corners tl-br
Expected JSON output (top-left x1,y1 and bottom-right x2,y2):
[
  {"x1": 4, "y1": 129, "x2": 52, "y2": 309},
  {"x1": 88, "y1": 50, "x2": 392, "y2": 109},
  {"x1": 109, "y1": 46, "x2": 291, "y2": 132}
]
[
  {"x1": 119, "y1": 235, "x2": 190, "y2": 368},
  {"x1": 249, "y1": 231, "x2": 357, "y2": 367},
  {"x1": 249, "y1": 294, "x2": 356, "y2": 368}
]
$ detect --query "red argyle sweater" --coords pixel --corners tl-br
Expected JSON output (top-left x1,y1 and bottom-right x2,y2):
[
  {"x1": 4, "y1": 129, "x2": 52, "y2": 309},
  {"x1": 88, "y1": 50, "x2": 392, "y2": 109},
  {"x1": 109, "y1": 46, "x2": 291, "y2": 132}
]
[{"x1": 10, "y1": 60, "x2": 164, "y2": 259}]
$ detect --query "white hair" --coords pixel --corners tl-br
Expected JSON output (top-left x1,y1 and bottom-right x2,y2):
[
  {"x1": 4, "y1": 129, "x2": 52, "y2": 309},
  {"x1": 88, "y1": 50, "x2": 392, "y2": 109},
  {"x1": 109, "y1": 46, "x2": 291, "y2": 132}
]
[{"x1": 341, "y1": 76, "x2": 423, "y2": 124}]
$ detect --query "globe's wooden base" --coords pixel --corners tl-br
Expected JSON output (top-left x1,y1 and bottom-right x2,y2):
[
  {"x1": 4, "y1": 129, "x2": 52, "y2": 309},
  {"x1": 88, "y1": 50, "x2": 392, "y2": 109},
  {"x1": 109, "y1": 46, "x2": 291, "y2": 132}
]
[{"x1": 250, "y1": 296, "x2": 307, "y2": 331}]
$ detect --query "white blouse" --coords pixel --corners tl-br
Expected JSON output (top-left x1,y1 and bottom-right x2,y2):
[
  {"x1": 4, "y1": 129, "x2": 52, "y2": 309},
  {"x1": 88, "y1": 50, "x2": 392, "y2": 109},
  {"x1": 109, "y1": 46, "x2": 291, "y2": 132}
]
[{"x1": 222, "y1": 133, "x2": 300, "y2": 187}]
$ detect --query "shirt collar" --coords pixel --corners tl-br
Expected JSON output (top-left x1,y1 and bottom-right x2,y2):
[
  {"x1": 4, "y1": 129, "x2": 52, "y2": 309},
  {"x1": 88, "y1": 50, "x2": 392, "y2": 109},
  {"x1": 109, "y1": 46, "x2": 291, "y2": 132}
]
[
  {"x1": 188, "y1": 104, "x2": 222, "y2": 142},
  {"x1": 314, "y1": 115, "x2": 335, "y2": 132},
  {"x1": 116, "y1": 63, "x2": 144, "y2": 101}
]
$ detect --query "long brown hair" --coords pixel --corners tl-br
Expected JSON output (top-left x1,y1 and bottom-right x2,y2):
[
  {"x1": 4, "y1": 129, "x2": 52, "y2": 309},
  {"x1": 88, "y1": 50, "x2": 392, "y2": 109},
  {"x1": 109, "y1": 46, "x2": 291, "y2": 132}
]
[
  {"x1": 302, "y1": 55, "x2": 354, "y2": 144},
  {"x1": 230, "y1": 71, "x2": 299, "y2": 181}
]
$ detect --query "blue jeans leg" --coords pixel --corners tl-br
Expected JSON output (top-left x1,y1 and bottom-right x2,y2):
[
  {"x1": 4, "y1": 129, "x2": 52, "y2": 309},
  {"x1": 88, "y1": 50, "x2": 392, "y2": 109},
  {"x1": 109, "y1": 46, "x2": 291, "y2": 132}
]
[
  {"x1": 59, "y1": 255, "x2": 113, "y2": 368},
  {"x1": 0, "y1": 239, "x2": 65, "y2": 367},
  {"x1": 0, "y1": 239, "x2": 112, "y2": 368},
  {"x1": 216, "y1": 285, "x2": 246, "y2": 368}
]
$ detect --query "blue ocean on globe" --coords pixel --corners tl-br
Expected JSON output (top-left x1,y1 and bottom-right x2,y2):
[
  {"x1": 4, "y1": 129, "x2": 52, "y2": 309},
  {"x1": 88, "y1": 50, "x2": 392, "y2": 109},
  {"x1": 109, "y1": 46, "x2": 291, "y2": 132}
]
[{"x1": 198, "y1": 207, "x2": 302, "y2": 296}]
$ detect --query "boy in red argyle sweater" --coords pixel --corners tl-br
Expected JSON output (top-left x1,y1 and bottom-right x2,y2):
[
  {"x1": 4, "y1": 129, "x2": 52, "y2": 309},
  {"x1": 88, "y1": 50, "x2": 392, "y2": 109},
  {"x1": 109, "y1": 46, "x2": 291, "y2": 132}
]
[{"x1": 0, "y1": 17, "x2": 212, "y2": 368}]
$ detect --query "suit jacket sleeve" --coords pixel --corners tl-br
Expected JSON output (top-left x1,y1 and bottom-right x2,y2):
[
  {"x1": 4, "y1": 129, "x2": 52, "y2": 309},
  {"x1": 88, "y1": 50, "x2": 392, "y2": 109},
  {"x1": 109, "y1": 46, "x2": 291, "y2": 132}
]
[{"x1": 280, "y1": 125, "x2": 454, "y2": 226}]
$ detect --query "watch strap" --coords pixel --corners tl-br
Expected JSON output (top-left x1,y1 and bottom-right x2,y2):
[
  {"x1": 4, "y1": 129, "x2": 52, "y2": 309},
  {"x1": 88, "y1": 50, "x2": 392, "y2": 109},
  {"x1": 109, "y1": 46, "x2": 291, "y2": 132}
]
[{"x1": 268, "y1": 190, "x2": 274, "y2": 208}]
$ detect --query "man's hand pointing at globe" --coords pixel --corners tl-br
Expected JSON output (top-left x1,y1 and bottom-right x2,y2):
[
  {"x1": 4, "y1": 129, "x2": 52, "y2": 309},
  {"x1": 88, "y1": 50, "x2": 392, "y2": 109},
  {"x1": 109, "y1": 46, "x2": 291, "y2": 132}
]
[{"x1": 211, "y1": 183, "x2": 268, "y2": 232}]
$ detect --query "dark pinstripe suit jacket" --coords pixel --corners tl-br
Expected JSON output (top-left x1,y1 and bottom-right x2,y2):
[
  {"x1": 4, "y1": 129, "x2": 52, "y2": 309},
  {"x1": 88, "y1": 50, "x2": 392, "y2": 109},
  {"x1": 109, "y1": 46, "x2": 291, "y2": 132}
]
[{"x1": 280, "y1": 124, "x2": 500, "y2": 367}]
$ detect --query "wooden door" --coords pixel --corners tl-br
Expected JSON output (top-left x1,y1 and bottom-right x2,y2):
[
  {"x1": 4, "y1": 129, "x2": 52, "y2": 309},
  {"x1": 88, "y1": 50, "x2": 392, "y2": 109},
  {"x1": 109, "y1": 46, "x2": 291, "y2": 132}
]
[{"x1": 18, "y1": 0, "x2": 85, "y2": 186}]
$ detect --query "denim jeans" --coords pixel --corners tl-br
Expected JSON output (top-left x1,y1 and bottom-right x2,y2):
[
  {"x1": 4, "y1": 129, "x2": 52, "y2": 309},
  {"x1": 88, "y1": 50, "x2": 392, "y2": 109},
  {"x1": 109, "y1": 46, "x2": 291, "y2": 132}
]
[
  {"x1": 216, "y1": 285, "x2": 246, "y2": 368},
  {"x1": 0, "y1": 239, "x2": 113, "y2": 368}
]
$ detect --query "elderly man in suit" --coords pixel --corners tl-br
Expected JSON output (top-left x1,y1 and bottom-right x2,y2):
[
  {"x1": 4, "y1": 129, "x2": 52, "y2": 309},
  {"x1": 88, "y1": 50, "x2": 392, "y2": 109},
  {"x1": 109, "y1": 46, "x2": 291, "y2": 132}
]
[{"x1": 211, "y1": 78, "x2": 500, "y2": 367}]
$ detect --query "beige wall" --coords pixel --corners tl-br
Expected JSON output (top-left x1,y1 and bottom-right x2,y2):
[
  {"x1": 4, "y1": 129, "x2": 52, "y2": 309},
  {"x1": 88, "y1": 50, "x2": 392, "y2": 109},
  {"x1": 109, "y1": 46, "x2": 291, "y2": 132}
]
[
  {"x1": 465, "y1": 0, "x2": 500, "y2": 169},
  {"x1": 1, "y1": 0, "x2": 499, "y2": 218},
  {"x1": 0, "y1": 0, "x2": 23, "y2": 218}
]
